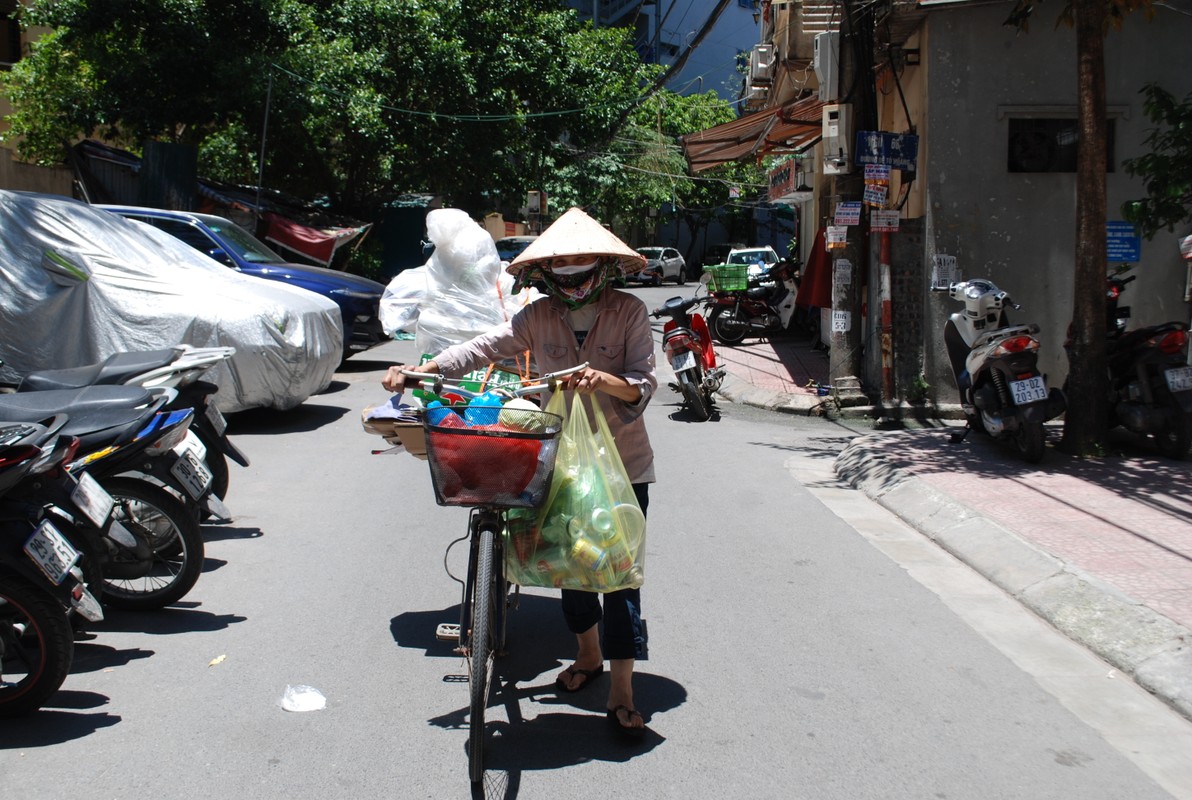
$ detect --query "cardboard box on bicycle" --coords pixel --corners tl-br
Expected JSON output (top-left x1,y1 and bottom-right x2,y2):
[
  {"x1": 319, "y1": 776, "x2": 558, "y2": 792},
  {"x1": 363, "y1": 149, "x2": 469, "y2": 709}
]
[{"x1": 361, "y1": 406, "x2": 428, "y2": 459}]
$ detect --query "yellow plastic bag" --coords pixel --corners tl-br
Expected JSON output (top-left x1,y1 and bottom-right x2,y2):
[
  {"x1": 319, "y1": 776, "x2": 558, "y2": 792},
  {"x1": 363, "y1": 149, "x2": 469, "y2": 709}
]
[{"x1": 504, "y1": 391, "x2": 646, "y2": 592}]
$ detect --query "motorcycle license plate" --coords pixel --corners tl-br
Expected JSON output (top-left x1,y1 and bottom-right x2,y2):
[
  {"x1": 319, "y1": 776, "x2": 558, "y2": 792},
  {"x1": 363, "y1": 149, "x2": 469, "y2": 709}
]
[
  {"x1": 205, "y1": 401, "x2": 227, "y2": 436},
  {"x1": 670, "y1": 351, "x2": 697, "y2": 373},
  {"x1": 70, "y1": 471, "x2": 115, "y2": 528},
  {"x1": 24, "y1": 519, "x2": 80, "y2": 586},
  {"x1": 1165, "y1": 366, "x2": 1192, "y2": 393},
  {"x1": 170, "y1": 448, "x2": 213, "y2": 500},
  {"x1": 1010, "y1": 376, "x2": 1048, "y2": 405}
]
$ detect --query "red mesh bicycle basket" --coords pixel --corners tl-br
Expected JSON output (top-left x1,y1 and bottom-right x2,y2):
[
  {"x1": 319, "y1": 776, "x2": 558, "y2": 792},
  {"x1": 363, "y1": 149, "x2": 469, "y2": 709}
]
[{"x1": 423, "y1": 410, "x2": 563, "y2": 508}]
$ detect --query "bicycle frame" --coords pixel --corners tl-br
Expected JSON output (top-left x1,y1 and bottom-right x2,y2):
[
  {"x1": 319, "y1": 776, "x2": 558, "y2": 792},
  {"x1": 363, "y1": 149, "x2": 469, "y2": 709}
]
[{"x1": 404, "y1": 361, "x2": 585, "y2": 785}]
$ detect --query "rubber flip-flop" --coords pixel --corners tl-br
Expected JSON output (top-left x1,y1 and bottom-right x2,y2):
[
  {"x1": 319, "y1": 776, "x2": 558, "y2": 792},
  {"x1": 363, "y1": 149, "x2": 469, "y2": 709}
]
[
  {"x1": 554, "y1": 664, "x2": 604, "y2": 693},
  {"x1": 606, "y1": 704, "x2": 646, "y2": 740}
]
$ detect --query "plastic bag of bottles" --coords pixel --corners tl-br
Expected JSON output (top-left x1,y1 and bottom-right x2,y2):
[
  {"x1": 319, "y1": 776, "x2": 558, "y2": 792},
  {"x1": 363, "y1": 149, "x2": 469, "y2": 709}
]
[{"x1": 504, "y1": 390, "x2": 646, "y2": 593}]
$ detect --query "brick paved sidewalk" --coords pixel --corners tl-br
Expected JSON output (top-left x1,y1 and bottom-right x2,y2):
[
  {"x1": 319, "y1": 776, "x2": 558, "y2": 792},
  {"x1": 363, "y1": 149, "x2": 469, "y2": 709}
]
[{"x1": 712, "y1": 333, "x2": 830, "y2": 396}]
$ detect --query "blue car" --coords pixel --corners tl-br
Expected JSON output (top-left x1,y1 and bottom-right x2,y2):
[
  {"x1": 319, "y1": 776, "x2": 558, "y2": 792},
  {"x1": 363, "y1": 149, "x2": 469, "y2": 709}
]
[{"x1": 98, "y1": 205, "x2": 387, "y2": 361}]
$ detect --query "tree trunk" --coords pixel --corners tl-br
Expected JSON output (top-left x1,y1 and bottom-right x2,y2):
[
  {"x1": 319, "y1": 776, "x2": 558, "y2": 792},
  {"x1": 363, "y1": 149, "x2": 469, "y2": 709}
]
[{"x1": 1060, "y1": 0, "x2": 1110, "y2": 456}]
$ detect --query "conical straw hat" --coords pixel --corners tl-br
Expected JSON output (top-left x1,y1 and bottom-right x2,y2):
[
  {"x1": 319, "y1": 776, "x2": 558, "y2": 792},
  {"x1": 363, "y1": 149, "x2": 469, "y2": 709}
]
[{"x1": 507, "y1": 207, "x2": 646, "y2": 278}]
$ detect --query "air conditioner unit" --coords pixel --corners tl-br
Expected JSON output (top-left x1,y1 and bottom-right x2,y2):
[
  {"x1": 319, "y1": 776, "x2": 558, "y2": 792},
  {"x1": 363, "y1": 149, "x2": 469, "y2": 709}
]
[
  {"x1": 744, "y1": 77, "x2": 768, "y2": 105},
  {"x1": 822, "y1": 103, "x2": 852, "y2": 175},
  {"x1": 813, "y1": 32, "x2": 839, "y2": 101},
  {"x1": 749, "y1": 44, "x2": 775, "y2": 85}
]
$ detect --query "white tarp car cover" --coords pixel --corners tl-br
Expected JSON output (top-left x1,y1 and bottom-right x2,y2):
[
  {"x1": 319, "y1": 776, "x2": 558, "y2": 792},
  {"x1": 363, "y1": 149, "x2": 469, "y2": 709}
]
[
  {"x1": 379, "y1": 209, "x2": 541, "y2": 352},
  {"x1": 0, "y1": 191, "x2": 343, "y2": 413}
]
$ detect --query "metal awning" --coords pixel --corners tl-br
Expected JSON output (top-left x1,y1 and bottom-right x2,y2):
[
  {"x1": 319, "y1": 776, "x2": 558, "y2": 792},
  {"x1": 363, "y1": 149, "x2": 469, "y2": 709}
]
[{"x1": 680, "y1": 95, "x2": 826, "y2": 173}]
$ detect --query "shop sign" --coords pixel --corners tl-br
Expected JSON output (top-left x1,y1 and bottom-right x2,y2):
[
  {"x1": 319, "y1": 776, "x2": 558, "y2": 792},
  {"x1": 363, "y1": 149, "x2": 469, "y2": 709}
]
[{"x1": 855, "y1": 131, "x2": 919, "y2": 171}]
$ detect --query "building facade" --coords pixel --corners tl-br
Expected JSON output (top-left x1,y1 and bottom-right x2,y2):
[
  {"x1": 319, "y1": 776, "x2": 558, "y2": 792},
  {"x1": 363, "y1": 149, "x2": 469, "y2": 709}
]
[{"x1": 686, "y1": 0, "x2": 1192, "y2": 406}]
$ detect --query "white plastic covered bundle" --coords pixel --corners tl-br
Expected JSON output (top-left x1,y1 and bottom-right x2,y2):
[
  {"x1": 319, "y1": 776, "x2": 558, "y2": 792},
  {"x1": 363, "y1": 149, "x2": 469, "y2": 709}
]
[
  {"x1": 379, "y1": 209, "x2": 540, "y2": 353},
  {"x1": 0, "y1": 191, "x2": 344, "y2": 413}
]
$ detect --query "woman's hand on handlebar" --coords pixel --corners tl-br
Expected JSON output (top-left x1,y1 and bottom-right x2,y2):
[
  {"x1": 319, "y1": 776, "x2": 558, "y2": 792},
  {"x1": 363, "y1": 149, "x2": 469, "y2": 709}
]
[
  {"x1": 382, "y1": 361, "x2": 439, "y2": 393},
  {"x1": 559, "y1": 366, "x2": 641, "y2": 403}
]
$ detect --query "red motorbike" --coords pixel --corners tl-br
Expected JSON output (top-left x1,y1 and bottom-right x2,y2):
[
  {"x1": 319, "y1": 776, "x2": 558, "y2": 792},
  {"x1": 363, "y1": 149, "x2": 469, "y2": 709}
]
[
  {"x1": 651, "y1": 295, "x2": 724, "y2": 421},
  {"x1": 704, "y1": 260, "x2": 801, "y2": 345}
]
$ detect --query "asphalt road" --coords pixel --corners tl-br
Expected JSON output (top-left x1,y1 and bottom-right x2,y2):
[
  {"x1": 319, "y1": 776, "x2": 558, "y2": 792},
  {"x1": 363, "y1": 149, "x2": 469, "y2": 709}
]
[{"x1": 2, "y1": 288, "x2": 1189, "y2": 799}]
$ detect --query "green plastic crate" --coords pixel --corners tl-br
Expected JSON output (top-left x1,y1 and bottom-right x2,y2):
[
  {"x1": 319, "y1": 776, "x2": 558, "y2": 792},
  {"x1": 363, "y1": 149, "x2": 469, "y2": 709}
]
[
  {"x1": 412, "y1": 354, "x2": 528, "y2": 405},
  {"x1": 706, "y1": 263, "x2": 748, "y2": 292}
]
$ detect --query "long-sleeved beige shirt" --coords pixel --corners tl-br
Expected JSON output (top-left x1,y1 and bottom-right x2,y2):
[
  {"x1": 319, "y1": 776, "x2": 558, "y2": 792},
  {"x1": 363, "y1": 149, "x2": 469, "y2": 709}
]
[{"x1": 432, "y1": 289, "x2": 657, "y2": 484}]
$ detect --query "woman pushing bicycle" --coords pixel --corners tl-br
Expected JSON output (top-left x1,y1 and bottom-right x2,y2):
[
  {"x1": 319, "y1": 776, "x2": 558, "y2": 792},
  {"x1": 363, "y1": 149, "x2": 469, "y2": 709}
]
[{"x1": 382, "y1": 207, "x2": 657, "y2": 739}]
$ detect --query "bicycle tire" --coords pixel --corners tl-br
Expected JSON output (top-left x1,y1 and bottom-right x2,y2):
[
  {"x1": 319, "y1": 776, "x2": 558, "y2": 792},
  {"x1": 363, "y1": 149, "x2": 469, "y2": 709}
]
[{"x1": 468, "y1": 525, "x2": 495, "y2": 784}]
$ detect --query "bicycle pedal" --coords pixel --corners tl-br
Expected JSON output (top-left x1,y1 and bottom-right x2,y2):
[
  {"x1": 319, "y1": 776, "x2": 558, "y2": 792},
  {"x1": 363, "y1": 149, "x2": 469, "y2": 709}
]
[{"x1": 436, "y1": 623, "x2": 461, "y2": 641}]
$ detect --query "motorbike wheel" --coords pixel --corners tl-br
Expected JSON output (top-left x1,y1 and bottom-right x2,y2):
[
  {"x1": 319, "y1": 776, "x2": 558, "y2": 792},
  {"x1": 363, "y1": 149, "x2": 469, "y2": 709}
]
[
  {"x1": 1013, "y1": 420, "x2": 1046, "y2": 464},
  {"x1": 709, "y1": 309, "x2": 748, "y2": 346},
  {"x1": 99, "y1": 478, "x2": 205, "y2": 611},
  {"x1": 1155, "y1": 412, "x2": 1192, "y2": 459},
  {"x1": 678, "y1": 371, "x2": 712, "y2": 421},
  {"x1": 0, "y1": 574, "x2": 74, "y2": 718}
]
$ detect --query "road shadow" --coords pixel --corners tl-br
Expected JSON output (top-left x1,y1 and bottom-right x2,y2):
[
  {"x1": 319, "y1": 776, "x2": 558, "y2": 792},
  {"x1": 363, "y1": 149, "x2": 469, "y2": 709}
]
[
  {"x1": 0, "y1": 706, "x2": 121, "y2": 748},
  {"x1": 88, "y1": 606, "x2": 247, "y2": 636},
  {"x1": 393, "y1": 592, "x2": 686, "y2": 799},
  {"x1": 226, "y1": 402, "x2": 349, "y2": 435},
  {"x1": 198, "y1": 523, "x2": 264, "y2": 544}
]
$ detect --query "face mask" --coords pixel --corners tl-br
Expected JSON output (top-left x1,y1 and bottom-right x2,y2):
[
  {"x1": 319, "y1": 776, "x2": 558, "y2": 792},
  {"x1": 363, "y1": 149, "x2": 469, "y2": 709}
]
[{"x1": 542, "y1": 263, "x2": 611, "y2": 309}]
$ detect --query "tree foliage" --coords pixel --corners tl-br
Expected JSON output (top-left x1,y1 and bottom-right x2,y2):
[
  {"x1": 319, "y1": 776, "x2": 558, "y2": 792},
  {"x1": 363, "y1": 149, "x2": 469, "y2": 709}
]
[
  {"x1": 2, "y1": 0, "x2": 653, "y2": 220},
  {"x1": 1122, "y1": 84, "x2": 1192, "y2": 239}
]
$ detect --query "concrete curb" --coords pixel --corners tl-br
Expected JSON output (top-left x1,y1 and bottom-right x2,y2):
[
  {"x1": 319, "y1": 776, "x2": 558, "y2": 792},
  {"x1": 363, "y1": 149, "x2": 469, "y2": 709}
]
[
  {"x1": 715, "y1": 374, "x2": 834, "y2": 416},
  {"x1": 834, "y1": 432, "x2": 1192, "y2": 724}
]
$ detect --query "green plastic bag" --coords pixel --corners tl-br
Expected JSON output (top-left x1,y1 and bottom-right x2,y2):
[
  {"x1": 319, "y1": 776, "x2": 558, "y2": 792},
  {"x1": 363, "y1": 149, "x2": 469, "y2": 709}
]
[{"x1": 504, "y1": 390, "x2": 646, "y2": 592}]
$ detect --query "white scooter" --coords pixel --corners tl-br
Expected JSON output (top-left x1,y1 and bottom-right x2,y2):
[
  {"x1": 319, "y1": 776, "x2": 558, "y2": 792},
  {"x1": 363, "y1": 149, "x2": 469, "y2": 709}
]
[{"x1": 939, "y1": 278, "x2": 1066, "y2": 463}]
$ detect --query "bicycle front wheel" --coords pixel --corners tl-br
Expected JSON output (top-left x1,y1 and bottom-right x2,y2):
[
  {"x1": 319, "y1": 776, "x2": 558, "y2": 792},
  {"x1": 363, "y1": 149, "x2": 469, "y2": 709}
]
[{"x1": 468, "y1": 525, "x2": 495, "y2": 783}]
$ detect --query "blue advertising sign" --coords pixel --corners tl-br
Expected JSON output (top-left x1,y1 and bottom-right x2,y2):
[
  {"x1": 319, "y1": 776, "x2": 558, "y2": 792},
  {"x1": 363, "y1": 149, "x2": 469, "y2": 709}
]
[
  {"x1": 854, "y1": 131, "x2": 919, "y2": 171},
  {"x1": 1106, "y1": 221, "x2": 1141, "y2": 263}
]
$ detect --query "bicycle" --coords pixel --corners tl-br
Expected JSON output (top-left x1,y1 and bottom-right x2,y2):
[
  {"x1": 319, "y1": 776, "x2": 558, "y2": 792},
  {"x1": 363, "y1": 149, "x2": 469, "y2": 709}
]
[{"x1": 396, "y1": 362, "x2": 587, "y2": 783}]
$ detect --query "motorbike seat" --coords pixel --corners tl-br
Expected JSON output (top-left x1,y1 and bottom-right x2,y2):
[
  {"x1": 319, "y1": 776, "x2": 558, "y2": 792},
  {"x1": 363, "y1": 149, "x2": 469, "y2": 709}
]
[
  {"x1": 19, "y1": 348, "x2": 183, "y2": 392},
  {"x1": 0, "y1": 385, "x2": 154, "y2": 419},
  {"x1": 1116, "y1": 321, "x2": 1188, "y2": 349},
  {"x1": 0, "y1": 395, "x2": 157, "y2": 450}
]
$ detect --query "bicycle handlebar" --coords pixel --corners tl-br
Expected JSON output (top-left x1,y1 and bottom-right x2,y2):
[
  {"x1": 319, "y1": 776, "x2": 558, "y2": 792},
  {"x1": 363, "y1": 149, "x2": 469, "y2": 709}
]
[{"x1": 399, "y1": 362, "x2": 590, "y2": 401}]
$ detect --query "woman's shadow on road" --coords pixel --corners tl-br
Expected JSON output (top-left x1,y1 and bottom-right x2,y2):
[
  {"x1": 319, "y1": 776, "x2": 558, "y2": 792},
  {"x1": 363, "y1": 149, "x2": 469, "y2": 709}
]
[{"x1": 391, "y1": 592, "x2": 687, "y2": 798}]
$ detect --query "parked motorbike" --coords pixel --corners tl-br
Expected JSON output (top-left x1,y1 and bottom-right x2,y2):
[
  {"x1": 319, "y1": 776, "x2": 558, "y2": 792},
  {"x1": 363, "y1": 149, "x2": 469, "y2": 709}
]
[
  {"x1": 651, "y1": 294, "x2": 725, "y2": 421},
  {"x1": 1071, "y1": 266, "x2": 1192, "y2": 457},
  {"x1": 0, "y1": 390, "x2": 207, "y2": 610},
  {"x1": 0, "y1": 416, "x2": 109, "y2": 717},
  {"x1": 939, "y1": 278, "x2": 1067, "y2": 463},
  {"x1": 11, "y1": 345, "x2": 249, "y2": 507},
  {"x1": 705, "y1": 260, "x2": 801, "y2": 345},
  {"x1": 0, "y1": 384, "x2": 228, "y2": 523}
]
